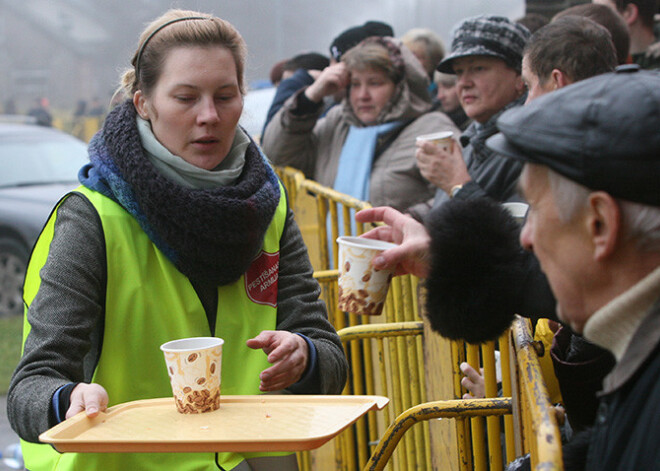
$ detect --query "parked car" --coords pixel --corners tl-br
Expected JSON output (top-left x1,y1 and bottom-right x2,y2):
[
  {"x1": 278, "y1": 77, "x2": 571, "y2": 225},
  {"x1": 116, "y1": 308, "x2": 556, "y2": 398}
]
[
  {"x1": 239, "y1": 86, "x2": 276, "y2": 140},
  {"x1": 0, "y1": 120, "x2": 89, "y2": 316}
]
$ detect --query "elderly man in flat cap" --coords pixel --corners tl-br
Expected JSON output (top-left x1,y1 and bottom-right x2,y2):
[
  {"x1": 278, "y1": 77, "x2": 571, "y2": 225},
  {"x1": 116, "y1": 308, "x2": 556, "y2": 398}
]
[
  {"x1": 411, "y1": 15, "x2": 530, "y2": 220},
  {"x1": 487, "y1": 67, "x2": 660, "y2": 470},
  {"x1": 357, "y1": 67, "x2": 660, "y2": 469}
]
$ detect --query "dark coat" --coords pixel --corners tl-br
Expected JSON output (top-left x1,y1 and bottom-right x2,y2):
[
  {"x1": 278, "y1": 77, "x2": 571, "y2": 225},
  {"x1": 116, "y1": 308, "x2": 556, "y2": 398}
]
[{"x1": 585, "y1": 298, "x2": 660, "y2": 470}]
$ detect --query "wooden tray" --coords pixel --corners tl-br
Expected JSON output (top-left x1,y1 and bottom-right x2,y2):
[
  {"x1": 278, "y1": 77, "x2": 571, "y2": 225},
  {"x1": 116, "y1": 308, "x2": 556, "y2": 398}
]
[{"x1": 39, "y1": 395, "x2": 389, "y2": 453}]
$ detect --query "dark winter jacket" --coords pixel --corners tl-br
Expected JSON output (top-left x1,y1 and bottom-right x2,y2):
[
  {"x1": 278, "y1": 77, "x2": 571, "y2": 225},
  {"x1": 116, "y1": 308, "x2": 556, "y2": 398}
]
[{"x1": 584, "y1": 296, "x2": 660, "y2": 470}]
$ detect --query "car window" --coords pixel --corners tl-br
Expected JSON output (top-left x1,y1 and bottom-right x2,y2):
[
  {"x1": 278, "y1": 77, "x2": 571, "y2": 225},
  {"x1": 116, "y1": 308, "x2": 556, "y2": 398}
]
[{"x1": 0, "y1": 134, "x2": 88, "y2": 188}]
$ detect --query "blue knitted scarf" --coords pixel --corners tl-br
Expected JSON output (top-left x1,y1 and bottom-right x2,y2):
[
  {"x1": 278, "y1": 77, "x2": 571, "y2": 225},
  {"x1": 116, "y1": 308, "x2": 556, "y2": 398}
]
[{"x1": 80, "y1": 100, "x2": 281, "y2": 286}]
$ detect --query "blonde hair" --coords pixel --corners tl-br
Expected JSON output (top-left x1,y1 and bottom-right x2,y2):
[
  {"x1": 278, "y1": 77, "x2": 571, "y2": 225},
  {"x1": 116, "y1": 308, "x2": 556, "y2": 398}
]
[
  {"x1": 400, "y1": 27, "x2": 445, "y2": 76},
  {"x1": 118, "y1": 9, "x2": 247, "y2": 100}
]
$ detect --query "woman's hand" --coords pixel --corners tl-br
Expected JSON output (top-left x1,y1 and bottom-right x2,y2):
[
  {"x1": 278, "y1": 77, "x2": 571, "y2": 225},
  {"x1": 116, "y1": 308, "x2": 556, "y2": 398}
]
[
  {"x1": 355, "y1": 206, "x2": 431, "y2": 278},
  {"x1": 66, "y1": 383, "x2": 109, "y2": 419},
  {"x1": 415, "y1": 139, "x2": 471, "y2": 194},
  {"x1": 246, "y1": 331, "x2": 309, "y2": 392},
  {"x1": 304, "y1": 62, "x2": 349, "y2": 103}
]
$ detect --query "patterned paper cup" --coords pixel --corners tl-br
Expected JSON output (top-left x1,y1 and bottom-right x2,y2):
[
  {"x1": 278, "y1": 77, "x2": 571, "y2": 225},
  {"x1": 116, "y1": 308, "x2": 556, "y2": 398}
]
[
  {"x1": 416, "y1": 131, "x2": 454, "y2": 152},
  {"x1": 160, "y1": 337, "x2": 224, "y2": 414},
  {"x1": 336, "y1": 236, "x2": 398, "y2": 316}
]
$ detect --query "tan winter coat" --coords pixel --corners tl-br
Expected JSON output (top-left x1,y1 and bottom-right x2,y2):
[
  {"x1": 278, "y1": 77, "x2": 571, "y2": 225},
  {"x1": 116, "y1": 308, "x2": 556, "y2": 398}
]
[{"x1": 261, "y1": 38, "x2": 459, "y2": 212}]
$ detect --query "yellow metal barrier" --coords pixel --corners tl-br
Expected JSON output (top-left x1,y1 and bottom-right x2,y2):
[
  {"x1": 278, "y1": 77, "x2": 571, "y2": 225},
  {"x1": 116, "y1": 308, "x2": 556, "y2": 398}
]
[
  {"x1": 510, "y1": 317, "x2": 563, "y2": 470},
  {"x1": 299, "y1": 177, "x2": 373, "y2": 271},
  {"x1": 274, "y1": 165, "x2": 373, "y2": 272},
  {"x1": 365, "y1": 398, "x2": 513, "y2": 471},
  {"x1": 451, "y1": 332, "x2": 512, "y2": 471},
  {"x1": 54, "y1": 115, "x2": 104, "y2": 142},
  {"x1": 337, "y1": 321, "x2": 427, "y2": 471},
  {"x1": 276, "y1": 166, "x2": 428, "y2": 470},
  {"x1": 309, "y1": 274, "x2": 425, "y2": 471},
  {"x1": 274, "y1": 167, "x2": 561, "y2": 470},
  {"x1": 369, "y1": 317, "x2": 563, "y2": 471}
]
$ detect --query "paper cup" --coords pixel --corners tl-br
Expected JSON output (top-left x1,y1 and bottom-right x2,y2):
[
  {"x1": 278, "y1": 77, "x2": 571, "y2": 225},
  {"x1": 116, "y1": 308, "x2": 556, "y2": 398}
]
[
  {"x1": 416, "y1": 131, "x2": 454, "y2": 152},
  {"x1": 160, "y1": 337, "x2": 224, "y2": 414},
  {"x1": 502, "y1": 202, "x2": 529, "y2": 225},
  {"x1": 336, "y1": 236, "x2": 398, "y2": 316}
]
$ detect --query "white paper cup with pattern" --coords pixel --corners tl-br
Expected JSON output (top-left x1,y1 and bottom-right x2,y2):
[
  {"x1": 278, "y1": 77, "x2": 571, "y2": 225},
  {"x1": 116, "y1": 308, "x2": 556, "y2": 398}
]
[
  {"x1": 416, "y1": 131, "x2": 454, "y2": 152},
  {"x1": 336, "y1": 236, "x2": 397, "y2": 316},
  {"x1": 160, "y1": 337, "x2": 224, "y2": 414}
]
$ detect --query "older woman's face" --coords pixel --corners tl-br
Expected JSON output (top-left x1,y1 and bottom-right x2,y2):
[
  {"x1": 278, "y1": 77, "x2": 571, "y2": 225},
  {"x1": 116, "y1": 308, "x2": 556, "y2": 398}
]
[
  {"x1": 349, "y1": 67, "x2": 396, "y2": 125},
  {"x1": 133, "y1": 46, "x2": 243, "y2": 170},
  {"x1": 453, "y1": 55, "x2": 524, "y2": 124}
]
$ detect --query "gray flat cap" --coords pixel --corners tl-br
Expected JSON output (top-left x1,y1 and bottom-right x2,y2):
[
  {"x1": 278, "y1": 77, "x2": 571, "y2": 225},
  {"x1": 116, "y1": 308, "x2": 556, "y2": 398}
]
[{"x1": 486, "y1": 66, "x2": 660, "y2": 207}]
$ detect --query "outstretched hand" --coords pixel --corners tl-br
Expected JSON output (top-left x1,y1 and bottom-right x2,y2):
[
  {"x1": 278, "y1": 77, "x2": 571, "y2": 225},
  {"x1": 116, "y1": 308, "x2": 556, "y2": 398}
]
[
  {"x1": 66, "y1": 383, "x2": 109, "y2": 419},
  {"x1": 246, "y1": 331, "x2": 309, "y2": 392},
  {"x1": 355, "y1": 206, "x2": 431, "y2": 278}
]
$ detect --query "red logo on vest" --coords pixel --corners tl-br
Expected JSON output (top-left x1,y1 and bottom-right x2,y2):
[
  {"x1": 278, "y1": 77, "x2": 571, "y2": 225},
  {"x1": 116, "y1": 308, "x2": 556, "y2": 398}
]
[{"x1": 245, "y1": 250, "x2": 279, "y2": 307}]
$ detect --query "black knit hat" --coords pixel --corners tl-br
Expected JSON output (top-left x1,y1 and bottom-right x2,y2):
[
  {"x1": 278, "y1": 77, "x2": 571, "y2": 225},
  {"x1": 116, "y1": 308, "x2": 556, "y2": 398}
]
[
  {"x1": 437, "y1": 15, "x2": 530, "y2": 73},
  {"x1": 329, "y1": 21, "x2": 394, "y2": 61}
]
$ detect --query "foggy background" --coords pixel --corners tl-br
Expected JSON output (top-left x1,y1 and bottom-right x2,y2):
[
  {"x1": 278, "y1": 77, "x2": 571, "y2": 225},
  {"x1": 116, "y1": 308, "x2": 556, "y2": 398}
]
[{"x1": 0, "y1": 0, "x2": 529, "y2": 113}]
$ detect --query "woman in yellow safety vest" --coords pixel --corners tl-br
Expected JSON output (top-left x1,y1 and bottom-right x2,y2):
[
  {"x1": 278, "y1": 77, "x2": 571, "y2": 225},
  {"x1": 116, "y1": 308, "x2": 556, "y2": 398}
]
[{"x1": 8, "y1": 9, "x2": 348, "y2": 471}]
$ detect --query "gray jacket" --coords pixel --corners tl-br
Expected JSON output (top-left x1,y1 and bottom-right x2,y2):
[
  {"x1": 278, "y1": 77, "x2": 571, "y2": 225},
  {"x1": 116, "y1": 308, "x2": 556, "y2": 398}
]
[{"x1": 441, "y1": 94, "x2": 526, "y2": 205}]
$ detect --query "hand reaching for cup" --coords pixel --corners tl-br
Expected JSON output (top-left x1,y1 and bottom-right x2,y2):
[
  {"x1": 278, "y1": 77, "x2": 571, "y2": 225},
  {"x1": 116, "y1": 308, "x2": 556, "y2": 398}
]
[
  {"x1": 246, "y1": 330, "x2": 309, "y2": 392},
  {"x1": 65, "y1": 383, "x2": 109, "y2": 419},
  {"x1": 355, "y1": 206, "x2": 431, "y2": 278}
]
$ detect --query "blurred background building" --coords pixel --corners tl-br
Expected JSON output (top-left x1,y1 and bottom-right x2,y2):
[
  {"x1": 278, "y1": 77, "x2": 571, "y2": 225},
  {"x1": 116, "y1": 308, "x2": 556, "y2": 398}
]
[{"x1": 0, "y1": 0, "x2": 590, "y2": 114}]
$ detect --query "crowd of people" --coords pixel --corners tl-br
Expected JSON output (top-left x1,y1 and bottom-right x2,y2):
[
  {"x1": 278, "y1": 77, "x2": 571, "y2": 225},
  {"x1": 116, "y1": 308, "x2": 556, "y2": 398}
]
[{"x1": 6, "y1": 1, "x2": 660, "y2": 471}]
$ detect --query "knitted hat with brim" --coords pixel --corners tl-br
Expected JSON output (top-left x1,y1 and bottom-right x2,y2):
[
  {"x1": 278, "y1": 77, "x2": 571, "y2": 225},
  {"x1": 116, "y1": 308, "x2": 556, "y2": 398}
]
[{"x1": 437, "y1": 15, "x2": 530, "y2": 74}]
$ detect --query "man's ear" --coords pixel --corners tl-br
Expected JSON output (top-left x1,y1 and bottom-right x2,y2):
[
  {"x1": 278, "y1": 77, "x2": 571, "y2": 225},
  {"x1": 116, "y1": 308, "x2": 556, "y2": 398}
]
[
  {"x1": 621, "y1": 3, "x2": 639, "y2": 26},
  {"x1": 550, "y1": 69, "x2": 571, "y2": 90},
  {"x1": 514, "y1": 73, "x2": 525, "y2": 95},
  {"x1": 587, "y1": 192, "x2": 621, "y2": 261},
  {"x1": 133, "y1": 90, "x2": 149, "y2": 120}
]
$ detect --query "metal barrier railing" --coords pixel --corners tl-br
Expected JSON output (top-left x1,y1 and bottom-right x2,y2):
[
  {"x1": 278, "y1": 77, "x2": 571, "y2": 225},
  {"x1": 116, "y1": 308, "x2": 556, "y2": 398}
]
[
  {"x1": 451, "y1": 332, "x2": 513, "y2": 471},
  {"x1": 274, "y1": 167, "x2": 429, "y2": 470},
  {"x1": 274, "y1": 166, "x2": 372, "y2": 272},
  {"x1": 274, "y1": 166, "x2": 561, "y2": 471},
  {"x1": 510, "y1": 317, "x2": 563, "y2": 470},
  {"x1": 54, "y1": 115, "x2": 104, "y2": 143},
  {"x1": 365, "y1": 398, "x2": 513, "y2": 471},
  {"x1": 365, "y1": 316, "x2": 563, "y2": 471},
  {"x1": 337, "y1": 321, "x2": 427, "y2": 471}
]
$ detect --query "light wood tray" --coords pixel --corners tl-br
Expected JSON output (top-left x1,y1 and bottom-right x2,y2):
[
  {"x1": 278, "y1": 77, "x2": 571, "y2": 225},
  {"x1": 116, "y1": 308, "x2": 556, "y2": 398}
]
[{"x1": 39, "y1": 395, "x2": 389, "y2": 453}]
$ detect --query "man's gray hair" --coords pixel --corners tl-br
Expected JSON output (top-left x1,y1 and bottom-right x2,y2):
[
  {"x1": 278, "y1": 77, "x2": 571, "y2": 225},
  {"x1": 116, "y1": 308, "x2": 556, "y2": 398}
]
[{"x1": 547, "y1": 168, "x2": 660, "y2": 252}]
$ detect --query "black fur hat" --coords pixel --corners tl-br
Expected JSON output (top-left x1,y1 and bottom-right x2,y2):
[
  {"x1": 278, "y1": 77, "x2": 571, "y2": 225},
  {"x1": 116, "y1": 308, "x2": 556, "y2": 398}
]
[{"x1": 424, "y1": 197, "x2": 526, "y2": 344}]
